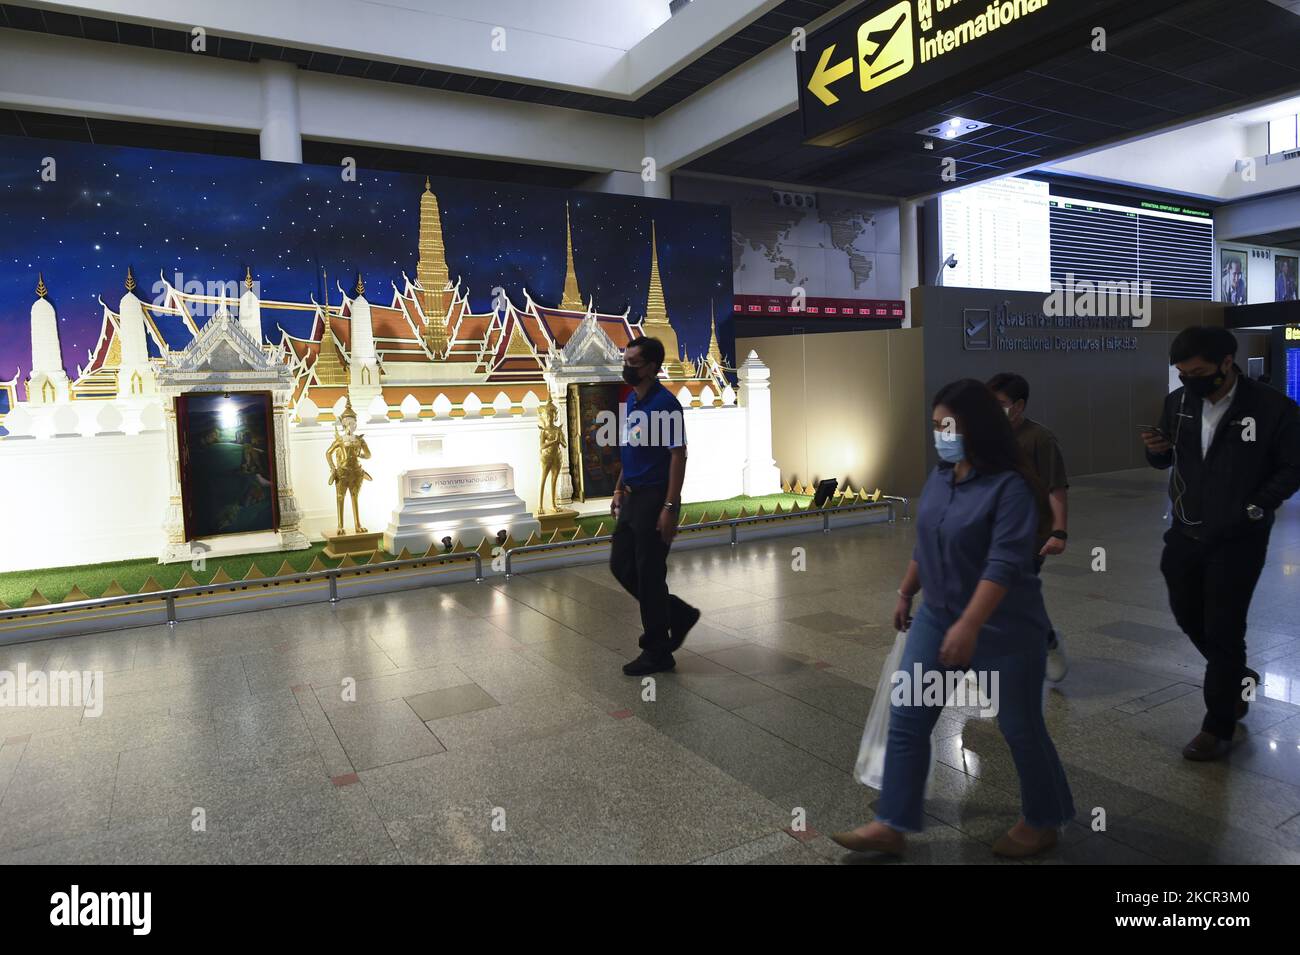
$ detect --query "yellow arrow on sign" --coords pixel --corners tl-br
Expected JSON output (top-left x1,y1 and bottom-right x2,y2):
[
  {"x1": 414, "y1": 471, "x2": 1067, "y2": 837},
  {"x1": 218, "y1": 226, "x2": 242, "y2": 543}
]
[{"x1": 807, "y1": 44, "x2": 854, "y2": 106}]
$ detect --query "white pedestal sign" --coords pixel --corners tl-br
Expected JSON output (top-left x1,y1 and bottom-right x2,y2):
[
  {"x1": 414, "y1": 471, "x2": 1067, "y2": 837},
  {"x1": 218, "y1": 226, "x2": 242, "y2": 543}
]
[{"x1": 383, "y1": 462, "x2": 540, "y2": 554}]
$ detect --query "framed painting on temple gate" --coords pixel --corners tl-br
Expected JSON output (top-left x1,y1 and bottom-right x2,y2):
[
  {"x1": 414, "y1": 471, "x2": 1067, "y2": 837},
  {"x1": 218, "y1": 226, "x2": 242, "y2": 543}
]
[
  {"x1": 566, "y1": 382, "x2": 624, "y2": 501},
  {"x1": 175, "y1": 391, "x2": 280, "y2": 540}
]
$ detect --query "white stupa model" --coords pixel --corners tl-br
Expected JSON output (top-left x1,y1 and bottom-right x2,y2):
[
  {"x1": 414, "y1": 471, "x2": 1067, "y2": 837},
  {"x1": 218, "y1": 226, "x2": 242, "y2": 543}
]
[{"x1": 25, "y1": 273, "x2": 70, "y2": 405}]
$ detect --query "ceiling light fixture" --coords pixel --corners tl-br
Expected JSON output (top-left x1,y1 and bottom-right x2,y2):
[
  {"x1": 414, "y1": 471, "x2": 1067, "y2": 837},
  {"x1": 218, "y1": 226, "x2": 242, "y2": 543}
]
[{"x1": 917, "y1": 117, "x2": 990, "y2": 141}]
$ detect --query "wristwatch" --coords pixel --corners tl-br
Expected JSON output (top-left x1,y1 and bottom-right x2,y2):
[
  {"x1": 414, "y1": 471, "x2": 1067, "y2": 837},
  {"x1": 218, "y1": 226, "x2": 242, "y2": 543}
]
[
  {"x1": 662, "y1": 501, "x2": 678, "y2": 511},
  {"x1": 1049, "y1": 530, "x2": 1068, "y2": 541},
  {"x1": 1246, "y1": 504, "x2": 1264, "y2": 521}
]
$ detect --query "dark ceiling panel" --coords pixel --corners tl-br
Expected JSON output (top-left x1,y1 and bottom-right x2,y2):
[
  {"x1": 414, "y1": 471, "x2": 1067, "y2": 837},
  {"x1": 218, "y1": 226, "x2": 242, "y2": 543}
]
[{"x1": 683, "y1": 0, "x2": 1300, "y2": 197}]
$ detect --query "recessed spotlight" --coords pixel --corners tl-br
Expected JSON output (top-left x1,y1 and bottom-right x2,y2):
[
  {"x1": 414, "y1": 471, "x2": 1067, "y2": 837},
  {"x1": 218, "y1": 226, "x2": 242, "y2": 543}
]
[{"x1": 917, "y1": 117, "x2": 990, "y2": 140}]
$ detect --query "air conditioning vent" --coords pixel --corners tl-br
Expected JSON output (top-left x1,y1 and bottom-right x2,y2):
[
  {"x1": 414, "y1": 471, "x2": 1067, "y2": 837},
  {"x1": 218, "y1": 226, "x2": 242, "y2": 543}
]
[{"x1": 770, "y1": 190, "x2": 817, "y2": 210}]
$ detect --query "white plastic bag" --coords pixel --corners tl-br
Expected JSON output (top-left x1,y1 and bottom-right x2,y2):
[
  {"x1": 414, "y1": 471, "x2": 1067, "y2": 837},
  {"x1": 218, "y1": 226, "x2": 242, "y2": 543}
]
[{"x1": 854, "y1": 630, "x2": 945, "y2": 793}]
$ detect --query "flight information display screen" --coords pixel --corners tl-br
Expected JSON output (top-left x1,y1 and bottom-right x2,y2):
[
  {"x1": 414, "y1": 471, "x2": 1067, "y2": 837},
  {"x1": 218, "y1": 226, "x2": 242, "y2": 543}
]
[
  {"x1": 938, "y1": 178, "x2": 1216, "y2": 300},
  {"x1": 939, "y1": 177, "x2": 1051, "y2": 293},
  {"x1": 1049, "y1": 194, "x2": 1215, "y2": 301}
]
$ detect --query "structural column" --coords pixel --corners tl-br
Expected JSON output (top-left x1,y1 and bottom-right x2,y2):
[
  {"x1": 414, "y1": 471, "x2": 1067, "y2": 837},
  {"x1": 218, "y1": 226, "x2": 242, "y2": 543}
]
[
  {"x1": 737, "y1": 351, "x2": 781, "y2": 496},
  {"x1": 899, "y1": 198, "x2": 919, "y2": 328},
  {"x1": 259, "y1": 60, "x2": 302, "y2": 164}
]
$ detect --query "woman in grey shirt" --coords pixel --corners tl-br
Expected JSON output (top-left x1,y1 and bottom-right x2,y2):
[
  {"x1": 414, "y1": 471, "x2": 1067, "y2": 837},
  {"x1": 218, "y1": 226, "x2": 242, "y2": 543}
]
[{"x1": 833, "y1": 379, "x2": 1075, "y2": 858}]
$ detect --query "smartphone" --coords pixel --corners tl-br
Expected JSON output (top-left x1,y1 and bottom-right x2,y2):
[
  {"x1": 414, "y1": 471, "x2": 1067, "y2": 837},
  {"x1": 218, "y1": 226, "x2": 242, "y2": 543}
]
[{"x1": 1138, "y1": 425, "x2": 1169, "y2": 439}]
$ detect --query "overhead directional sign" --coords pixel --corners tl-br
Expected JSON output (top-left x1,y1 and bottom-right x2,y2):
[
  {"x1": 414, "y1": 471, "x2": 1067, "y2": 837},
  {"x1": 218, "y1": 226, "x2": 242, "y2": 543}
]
[{"x1": 797, "y1": 0, "x2": 1191, "y2": 148}]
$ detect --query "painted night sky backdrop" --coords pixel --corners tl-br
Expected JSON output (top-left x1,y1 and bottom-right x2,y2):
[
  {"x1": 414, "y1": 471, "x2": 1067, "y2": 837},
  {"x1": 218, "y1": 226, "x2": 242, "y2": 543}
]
[{"x1": 0, "y1": 135, "x2": 733, "y2": 394}]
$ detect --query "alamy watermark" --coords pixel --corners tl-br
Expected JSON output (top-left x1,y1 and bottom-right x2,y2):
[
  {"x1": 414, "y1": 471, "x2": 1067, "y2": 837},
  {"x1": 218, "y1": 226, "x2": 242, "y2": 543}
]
[
  {"x1": 1043, "y1": 273, "x2": 1152, "y2": 327},
  {"x1": 890, "y1": 664, "x2": 999, "y2": 717},
  {"x1": 594, "y1": 406, "x2": 684, "y2": 448},
  {"x1": 0, "y1": 664, "x2": 104, "y2": 717}
]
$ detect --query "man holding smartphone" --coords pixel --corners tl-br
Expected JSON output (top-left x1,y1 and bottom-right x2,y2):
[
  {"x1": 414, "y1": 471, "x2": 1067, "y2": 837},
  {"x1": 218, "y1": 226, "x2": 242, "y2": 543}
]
[
  {"x1": 1143, "y1": 327, "x2": 1300, "y2": 761},
  {"x1": 609, "y1": 336, "x2": 701, "y2": 676}
]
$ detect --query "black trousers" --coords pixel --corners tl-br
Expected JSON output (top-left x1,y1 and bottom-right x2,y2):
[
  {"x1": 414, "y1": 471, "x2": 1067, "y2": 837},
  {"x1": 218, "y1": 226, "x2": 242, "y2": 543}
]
[
  {"x1": 1159, "y1": 525, "x2": 1269, "y2": 740},
  {"x1": 608, "y1": 484, "x2": 692, "y2": 654}
]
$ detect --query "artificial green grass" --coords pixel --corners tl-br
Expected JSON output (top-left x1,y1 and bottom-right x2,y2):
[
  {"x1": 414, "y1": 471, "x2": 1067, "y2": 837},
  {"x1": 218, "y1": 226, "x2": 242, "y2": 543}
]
[
  {"x1": 0, "y1": 541, "x2": 364, "y2": 608},
  {"x1": 572, "y1": 492, "x2": 811, "y2": 537},
  {"x1": 0, "y1": 493, "x2": 815, "y2": 607}
]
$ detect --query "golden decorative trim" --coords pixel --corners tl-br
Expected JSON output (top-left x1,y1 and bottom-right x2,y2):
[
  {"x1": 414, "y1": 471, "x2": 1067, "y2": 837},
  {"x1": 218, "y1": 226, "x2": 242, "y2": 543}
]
[
  {"x1": 125, "y1": 266, "x2": 136, "y2": 293},
  {"x1": 64, "y1": 585, "x2": 91, "y2": 602},
  {"x1": 138, "y1": 576, "x2": 164, "y2": 594},
  {"x1": 22, "y1": 589, "x2": 49, "y2": 607},
  {"x1": 308, "y1": 555, "x2": 329, "y2": 571},
  {"x1": 101, "y1": 580, "x2": 128, "y2": 597},
  {"x1": 209, "y1": 568, "x2": 234, "y2": 584},
  {"x1": 36, "y1": 272, "x2": 48, "y2": 298},
  {"x1": 176, "y1": 571, "x2": 201, "y2": 588}
]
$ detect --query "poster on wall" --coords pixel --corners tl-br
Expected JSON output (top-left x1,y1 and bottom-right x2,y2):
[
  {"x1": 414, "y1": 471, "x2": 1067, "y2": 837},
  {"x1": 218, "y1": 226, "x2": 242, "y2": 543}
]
[
  {"x1": 1276, "y1": 255, "x2": 1298, "y2": 302},
  {"x1": 1221, "y1": 249, "x2": 1248, "y2": 305},
  {"x1": 674, "y1": 178, "x2": 901, "y2": 302},
  {"x1": 176, "y1": 392, "x2": 278, "y2": 540},
  {"x1": 566, "y1": 382, "x2": 624, "y2": 501}
]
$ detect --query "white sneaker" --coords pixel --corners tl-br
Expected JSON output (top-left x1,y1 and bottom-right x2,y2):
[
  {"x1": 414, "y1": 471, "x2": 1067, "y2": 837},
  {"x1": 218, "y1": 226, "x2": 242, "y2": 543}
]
[{"x1": 1046, "y1": 632, "x2": 1069, "y2": 684}]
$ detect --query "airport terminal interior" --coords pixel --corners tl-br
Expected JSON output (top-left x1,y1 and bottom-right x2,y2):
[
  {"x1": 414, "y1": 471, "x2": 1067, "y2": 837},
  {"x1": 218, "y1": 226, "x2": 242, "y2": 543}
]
[{"x1": 2, "y1": 0, "x2": 1300, "y2": 873}]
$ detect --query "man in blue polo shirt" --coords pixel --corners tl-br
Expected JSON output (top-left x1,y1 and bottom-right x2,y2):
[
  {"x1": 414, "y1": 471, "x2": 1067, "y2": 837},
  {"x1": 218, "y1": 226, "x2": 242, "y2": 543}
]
[{"x1": 609, "y1": 336, "x2": 701, "y2": 675}]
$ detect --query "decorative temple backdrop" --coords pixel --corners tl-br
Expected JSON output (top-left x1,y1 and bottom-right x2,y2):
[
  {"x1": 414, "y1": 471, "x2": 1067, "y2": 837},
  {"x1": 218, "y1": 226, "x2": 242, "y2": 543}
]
[
  {"x1": 0, "y1": 134, "x2": 792, "y2": 575},
  {"x1": 0, "y1": 133, "x2": 734, "y2": 404}
]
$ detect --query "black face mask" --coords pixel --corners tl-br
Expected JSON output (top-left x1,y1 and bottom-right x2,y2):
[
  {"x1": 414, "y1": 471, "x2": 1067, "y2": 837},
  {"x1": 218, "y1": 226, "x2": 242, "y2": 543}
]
[
  {"x1": 622, "y1": 364, "x2": 643, "y2": 386},
  {"x1": 1180, "y1": 370, "x2": 1225, "y2": 399}
]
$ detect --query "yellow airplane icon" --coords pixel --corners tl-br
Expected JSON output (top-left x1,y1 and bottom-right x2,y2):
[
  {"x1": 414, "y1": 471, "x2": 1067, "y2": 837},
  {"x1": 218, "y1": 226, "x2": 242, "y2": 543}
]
[{"x1": 857, "y1": 1, "x2": 914, "y2": 93}]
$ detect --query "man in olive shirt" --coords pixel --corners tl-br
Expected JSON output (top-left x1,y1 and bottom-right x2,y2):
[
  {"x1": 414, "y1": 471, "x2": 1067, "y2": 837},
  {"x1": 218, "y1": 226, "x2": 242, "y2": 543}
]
[{"x1": 989, "y1": 373, "x2": 1070, "y2": 682}]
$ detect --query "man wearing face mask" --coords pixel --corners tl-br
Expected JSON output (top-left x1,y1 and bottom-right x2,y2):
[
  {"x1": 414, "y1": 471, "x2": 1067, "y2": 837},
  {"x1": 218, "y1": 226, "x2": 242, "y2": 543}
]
[
  {"x1": 1143, "y1": 327, "x2": 1300, "y2": 761},
  {"x1": 988, "y1": 373, "x2": 1070, "y2": 683},
  {"x1": 609, "y1": 336, "x2": 700, "y2": 676}
]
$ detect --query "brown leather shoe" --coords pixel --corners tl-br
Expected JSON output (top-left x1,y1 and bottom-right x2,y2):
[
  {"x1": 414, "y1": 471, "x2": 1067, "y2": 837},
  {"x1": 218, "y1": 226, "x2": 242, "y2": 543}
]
[
  {"x1": 991, "y1": 827, "x2": 1058, "y2": 858},
  {"x1": 1182, "y1": 731, "x2": 1231, "y2": 762},
  {"x1": 829, "y1": 826, "x2": 905, "y2": 857}
]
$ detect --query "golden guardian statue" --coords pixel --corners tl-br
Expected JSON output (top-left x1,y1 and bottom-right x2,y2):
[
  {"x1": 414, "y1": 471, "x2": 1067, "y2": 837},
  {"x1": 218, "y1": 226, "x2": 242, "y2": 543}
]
[{"x1": 326, "y1": 398, "x2": 372, "y2": 534}]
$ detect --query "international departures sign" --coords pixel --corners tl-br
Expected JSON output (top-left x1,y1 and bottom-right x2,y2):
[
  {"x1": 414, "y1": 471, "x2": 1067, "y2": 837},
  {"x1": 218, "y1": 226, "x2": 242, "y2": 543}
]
[{"x1": 797, "y1": 0, "x2": 1191, "y2": 148}]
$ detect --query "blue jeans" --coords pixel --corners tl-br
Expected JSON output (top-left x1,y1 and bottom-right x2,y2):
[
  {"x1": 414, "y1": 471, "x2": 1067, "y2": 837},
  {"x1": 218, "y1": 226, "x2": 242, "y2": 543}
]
[{"x1": 874, "y1": 602, "x2": 1075, "y2": 833}]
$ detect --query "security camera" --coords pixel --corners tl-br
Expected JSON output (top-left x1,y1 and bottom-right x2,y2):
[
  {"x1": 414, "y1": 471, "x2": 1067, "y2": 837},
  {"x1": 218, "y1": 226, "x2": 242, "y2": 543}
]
[{"x1": 934, "y1": 254, "x2": 959, "y2": 286}]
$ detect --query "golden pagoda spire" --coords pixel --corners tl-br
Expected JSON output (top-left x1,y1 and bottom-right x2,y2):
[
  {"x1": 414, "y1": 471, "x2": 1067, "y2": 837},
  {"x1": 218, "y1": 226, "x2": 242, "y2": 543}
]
[
  {"x1": 707, "y1": 315, "x2": 724, "y2": 368},
  {"x1": 559, "y1": 201, "x2": 583, "y2": 310},
  {"x1": 354, "y1": 272, "x2": 365, "y2": 297},
  {"x1": 641, "y1": 221, "x2": 688, "y2": 378},
  {"x1": 244, "y1": 266, "x2": 254, "y2": 291},
  {"x1": 315, "y1": 269, "x2": 348, "y2": 385},
  {"x1": 417, "y1": 178, "x2": 450, "y2": 358},
  {"x1": 36, "y1": 272, "x2": 47, "y2": 298},
  {"x1": 124, "y1": 266, "x2": 136, "y2": 294}
]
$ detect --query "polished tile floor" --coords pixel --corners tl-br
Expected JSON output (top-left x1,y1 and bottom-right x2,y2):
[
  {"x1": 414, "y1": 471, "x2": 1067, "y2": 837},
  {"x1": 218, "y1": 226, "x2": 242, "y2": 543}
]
[{"x1": 2, "y1": 467, "x2": 1299, "y2": 864}]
